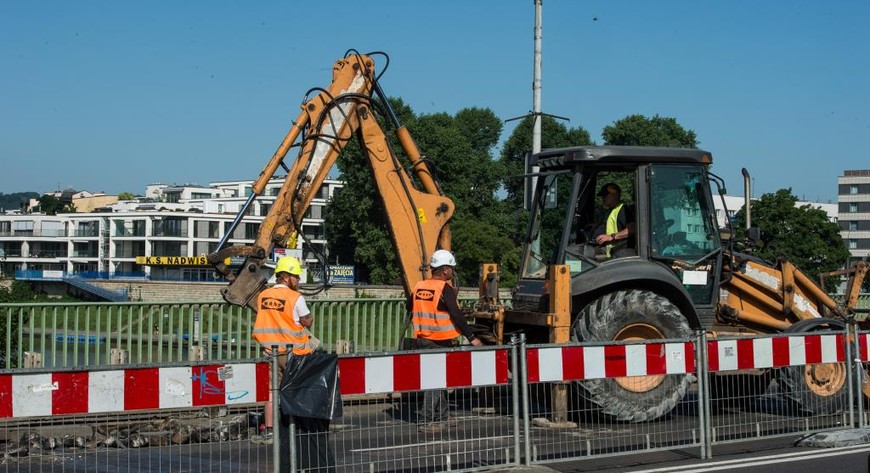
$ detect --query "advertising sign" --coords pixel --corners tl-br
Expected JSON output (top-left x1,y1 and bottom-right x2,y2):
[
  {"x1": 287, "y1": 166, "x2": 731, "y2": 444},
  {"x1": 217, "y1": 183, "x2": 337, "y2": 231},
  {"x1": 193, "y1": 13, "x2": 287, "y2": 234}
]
[{"x1": 327, "y1": 265, "x2": 355, "y2": 284}]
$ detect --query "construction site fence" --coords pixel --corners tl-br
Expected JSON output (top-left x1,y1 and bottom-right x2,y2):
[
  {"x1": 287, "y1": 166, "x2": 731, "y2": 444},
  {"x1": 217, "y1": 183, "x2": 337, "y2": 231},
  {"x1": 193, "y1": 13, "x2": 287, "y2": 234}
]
[{"x1": 4, "y1": 328, "x2": 870, "y2": 472}]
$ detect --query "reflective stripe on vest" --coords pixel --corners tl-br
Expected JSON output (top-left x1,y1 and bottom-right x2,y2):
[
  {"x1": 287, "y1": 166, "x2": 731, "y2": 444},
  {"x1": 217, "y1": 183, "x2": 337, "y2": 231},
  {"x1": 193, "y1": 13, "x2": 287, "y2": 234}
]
[
  {"x1": 412, "y1": 279, "x2": 461, "y2": 341},
  {"x1": 253, "y1": 286, "x2": 315, "y2": 355},
  {"x1": 605, "y1": 203, "x2": 624, "y2": 257}
]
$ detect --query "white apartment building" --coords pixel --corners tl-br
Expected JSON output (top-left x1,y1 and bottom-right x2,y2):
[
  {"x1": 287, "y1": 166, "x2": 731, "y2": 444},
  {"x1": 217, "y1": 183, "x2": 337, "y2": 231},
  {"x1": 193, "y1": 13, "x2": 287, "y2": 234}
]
[
  {"x1": 0, "y1": 178, "x2": 343, "y2": 281},
  {"x1": 839, "y1": 170, "x2": 870, "y2": 262}
]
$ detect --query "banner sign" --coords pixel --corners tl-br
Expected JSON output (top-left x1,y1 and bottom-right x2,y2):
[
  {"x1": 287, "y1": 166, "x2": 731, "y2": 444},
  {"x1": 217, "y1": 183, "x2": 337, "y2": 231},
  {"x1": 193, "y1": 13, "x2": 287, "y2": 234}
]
[
  {"x1": 327, "y1": 265, "x2": 355, "y2": 284},
  {"x1": 135, "y1": 256, "x2": 208, "y2": 266}
]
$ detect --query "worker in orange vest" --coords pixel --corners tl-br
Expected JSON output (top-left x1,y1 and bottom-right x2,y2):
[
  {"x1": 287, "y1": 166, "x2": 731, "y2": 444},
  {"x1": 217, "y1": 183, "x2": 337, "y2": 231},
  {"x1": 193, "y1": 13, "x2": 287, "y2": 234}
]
[
  {"x1": 251, "y1": 255, "x2": 318, "y2": 445},
  {"x1": 412, "y1": 249, "x2": 482, "y2": 434}
]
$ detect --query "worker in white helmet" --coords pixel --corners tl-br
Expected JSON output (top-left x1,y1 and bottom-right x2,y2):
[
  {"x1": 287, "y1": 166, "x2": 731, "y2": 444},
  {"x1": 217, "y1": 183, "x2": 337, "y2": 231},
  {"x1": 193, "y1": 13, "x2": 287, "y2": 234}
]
[{"x1": 411, "y1": 249, "x2": 483, "y2": 434}]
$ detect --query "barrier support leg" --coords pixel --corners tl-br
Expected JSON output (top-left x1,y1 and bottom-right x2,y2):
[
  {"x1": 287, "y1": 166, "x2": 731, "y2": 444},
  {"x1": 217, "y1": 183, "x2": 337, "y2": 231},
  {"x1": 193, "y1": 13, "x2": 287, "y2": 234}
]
[
  {"x1": 510, "y1": 333, "x2": 521, "y2": 466},
  {"x1": 520, "y1": 333, "x2": 531, "y2": 465},
  {"x1": 697, "y1": 330, "x2": 712, "y2": 459},
  {"x1": 272, "y1": 349, "x2": 282, "y2": 473}
]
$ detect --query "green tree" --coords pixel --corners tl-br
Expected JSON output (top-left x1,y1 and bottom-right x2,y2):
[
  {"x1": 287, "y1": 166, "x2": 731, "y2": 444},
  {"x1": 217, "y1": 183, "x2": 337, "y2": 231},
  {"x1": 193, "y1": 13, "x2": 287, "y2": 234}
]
[
  {"x1": 118, "y1": 192, "x2": 136, "y2": 200},
  {"x1": 734, "y1": 189, "x2": 850, "y2": 278},
  {"x1": 37, "y1": 194, "x2": 76, "y2": 215},
  {"x1": 0, "y1": 192, "x2": 38, "y2": 212},
  {"x1": 0, "y1": 280, "x2": 36, "y2": 369},
  {"x1": 602, "y1": 114, "x2": 698, "y2": 148},
  {"x1": 499, "y1": 116, "x2": 593, "y2": 215}
]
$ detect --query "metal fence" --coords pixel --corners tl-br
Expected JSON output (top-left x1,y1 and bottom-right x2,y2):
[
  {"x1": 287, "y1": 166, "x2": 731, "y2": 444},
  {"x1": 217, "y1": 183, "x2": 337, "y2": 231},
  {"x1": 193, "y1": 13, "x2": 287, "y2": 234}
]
[
  {"x1": 0, "y1": 299, "x2": 415, "y2": 370},
  {"x1": 6, "y1": 328, "x2": 870, "y2": 472}
]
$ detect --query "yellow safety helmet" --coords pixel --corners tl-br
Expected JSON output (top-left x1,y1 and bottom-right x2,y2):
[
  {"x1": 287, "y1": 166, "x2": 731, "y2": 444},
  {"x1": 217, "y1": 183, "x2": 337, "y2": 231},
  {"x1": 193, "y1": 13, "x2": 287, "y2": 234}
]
[{"x1": 274, "y1": 256, "x2": 303, "y2": 276}]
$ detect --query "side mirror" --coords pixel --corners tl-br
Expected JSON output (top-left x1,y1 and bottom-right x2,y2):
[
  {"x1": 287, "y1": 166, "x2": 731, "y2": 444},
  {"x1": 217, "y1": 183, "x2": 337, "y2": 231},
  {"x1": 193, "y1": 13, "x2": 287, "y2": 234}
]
[{"x1": 718, "y1": 227, "x2": 732, "y2": 242}]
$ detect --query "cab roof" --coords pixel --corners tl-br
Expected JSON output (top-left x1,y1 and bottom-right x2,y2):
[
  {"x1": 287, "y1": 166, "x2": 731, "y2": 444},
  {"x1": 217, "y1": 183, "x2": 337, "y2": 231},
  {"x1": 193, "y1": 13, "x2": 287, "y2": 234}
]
[{"x1": 533, "y1": 146, "x2": 712, "y2": 170}]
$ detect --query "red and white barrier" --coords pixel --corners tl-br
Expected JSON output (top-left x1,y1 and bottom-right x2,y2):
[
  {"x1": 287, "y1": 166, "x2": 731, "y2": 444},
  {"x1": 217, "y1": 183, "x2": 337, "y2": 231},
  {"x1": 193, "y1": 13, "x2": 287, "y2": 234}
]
[
  {"x1": 0, "y1": 363, "x2": 270, "y2": 419},
  {"x1": 1, "y1": 332, "x2": 854, "y2": 418},
  {"x1": 526, "y1": 342, "x2": 695, "y2": 383},
  {"x1": 338, "y1": 349, "x2": 510, "y2": 395},
  {"x1": 707, "y1": 334, "x2": 845, "y2": 372},
  {"x1": 856, "y1": 333, "x2": 870, "y2": 362}
]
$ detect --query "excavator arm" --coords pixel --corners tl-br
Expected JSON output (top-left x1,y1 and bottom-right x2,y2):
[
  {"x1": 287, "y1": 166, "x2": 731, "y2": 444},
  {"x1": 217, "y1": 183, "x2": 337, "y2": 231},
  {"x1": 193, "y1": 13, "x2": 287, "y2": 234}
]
[{"x1": 208, "y1": 53, "x2": 454, "y2": 309}]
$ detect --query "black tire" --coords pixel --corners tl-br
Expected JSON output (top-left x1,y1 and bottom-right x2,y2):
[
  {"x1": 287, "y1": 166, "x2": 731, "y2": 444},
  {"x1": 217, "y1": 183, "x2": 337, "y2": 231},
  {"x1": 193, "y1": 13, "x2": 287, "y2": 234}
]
[
  {"x1": 572, "y1": 289, "x2": 694, "y2": 422},
  {"x1": 709, "y1": 371, "x2": 773, "y2": 412},
  {"x1": 778, "y1": 364, "x2": 847, "y2": 415},
  {"x1": 776, "y1": 320, "x2": 848, "y2": 415}
]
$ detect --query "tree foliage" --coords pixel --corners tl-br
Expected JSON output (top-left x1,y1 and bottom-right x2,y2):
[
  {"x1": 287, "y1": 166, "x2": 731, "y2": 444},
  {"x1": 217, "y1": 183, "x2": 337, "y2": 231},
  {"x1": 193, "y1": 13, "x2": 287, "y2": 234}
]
[
  {"x1": 0, "y1": 281, "x2": 37, "y2": 369},
  {"x1": 0, "y1": 192, "x2": 38, "y2": 212},
  {"x1": 499, "y1": 116, "x2": 593, "y2": 215},
  {"x1": 602, "y1": 114, "x2": 698, "y2": 148},
  {"x1": 37, "y1": 194, "x2": 76, "y2": 215},
  {"x1": 734, "y1": 189, "x2": 849, "y2": 277},
  {"x1": 118, "y1": 192, "x2": 136, "y2": 200}
]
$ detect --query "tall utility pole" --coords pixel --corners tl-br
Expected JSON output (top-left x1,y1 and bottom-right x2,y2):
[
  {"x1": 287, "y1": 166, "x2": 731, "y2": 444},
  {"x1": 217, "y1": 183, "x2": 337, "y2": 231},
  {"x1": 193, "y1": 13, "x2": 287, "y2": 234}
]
[{"x1": 530, "y1": 0, "x2": 543, "y2": 208}]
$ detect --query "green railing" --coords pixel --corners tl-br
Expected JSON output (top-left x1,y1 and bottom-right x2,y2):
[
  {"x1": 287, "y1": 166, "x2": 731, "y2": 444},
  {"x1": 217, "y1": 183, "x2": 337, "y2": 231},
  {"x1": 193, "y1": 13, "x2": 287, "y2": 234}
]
[
  {"x1": 0, "y1": 298, "x2": 414, "y2": 370},
  {"x1": 3, "y1": 294, "x2": 868, "y2": 371}
]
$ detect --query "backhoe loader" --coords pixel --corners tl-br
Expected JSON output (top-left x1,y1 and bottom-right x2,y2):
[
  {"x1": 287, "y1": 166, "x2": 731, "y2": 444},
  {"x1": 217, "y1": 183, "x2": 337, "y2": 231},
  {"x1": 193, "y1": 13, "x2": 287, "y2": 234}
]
[{"x1": 210, "y1": 51, "x2": 868, "y2": 423}]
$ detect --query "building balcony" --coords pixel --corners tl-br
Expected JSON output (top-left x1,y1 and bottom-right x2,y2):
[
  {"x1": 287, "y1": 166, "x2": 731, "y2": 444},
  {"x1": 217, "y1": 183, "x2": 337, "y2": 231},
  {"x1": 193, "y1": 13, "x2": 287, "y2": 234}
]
[{"x1": 114, "y1": 230, "x2": 147, "y2": 237}]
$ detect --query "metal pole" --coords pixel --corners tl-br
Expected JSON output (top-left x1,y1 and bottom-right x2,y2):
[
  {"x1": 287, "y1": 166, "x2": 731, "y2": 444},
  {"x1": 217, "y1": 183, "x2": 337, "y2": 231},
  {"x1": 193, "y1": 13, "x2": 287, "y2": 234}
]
[
  {"x1": 697, "y1": 331, "x2": 712, "y2": 459},
  {"x1": 510, "y1": 334, "x2": 521, "y2": 465},
  {"x1": 853, "y1": 325, "x2": 865, "y2": 427},
  {"x1": 271, "y1": 348, "x2": 281, "y2": 473},
  {"x1": 846, "y1": 325, "x2": 855, "y2": 427},
  {"x1": 526, "y1": 0, "x2": 543, "y2": 210},
  {"x1": 519, "y1": 333, "x2": 531, "y2": 465},
  {"x1": 217, "y1": 192, "x2": 257, "y2": 251}
]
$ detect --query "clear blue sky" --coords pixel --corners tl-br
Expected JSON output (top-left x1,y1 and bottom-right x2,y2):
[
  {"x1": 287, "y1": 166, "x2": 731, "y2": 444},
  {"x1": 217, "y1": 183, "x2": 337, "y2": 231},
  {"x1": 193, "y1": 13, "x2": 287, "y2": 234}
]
[{"x1": 2, "y1": 1, "x2": 868, "y2": 203}]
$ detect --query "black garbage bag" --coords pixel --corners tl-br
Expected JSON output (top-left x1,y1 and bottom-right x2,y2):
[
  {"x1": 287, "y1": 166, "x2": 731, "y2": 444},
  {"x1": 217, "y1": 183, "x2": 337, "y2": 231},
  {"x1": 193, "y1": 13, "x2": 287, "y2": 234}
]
[{"x1": 279, "y1": 352, "x2": 343, "y2": 420}]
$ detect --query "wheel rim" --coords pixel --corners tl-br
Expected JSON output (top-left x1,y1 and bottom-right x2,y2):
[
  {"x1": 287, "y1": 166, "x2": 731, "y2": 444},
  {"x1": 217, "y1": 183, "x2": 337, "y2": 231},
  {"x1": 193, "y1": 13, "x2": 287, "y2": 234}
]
[
  {"x1": 613, "y1": 323, "x2": 666, "y2": 393},
  {"x1": 804, "y1": 362, "x2": 846, "y2": 397}
]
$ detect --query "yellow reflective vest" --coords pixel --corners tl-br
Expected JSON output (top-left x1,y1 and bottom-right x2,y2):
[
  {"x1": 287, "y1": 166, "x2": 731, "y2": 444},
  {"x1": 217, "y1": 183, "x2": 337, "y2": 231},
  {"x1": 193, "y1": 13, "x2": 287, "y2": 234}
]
[{"x1": 605, "y1": 203, "x2": 624, "y2": 257}]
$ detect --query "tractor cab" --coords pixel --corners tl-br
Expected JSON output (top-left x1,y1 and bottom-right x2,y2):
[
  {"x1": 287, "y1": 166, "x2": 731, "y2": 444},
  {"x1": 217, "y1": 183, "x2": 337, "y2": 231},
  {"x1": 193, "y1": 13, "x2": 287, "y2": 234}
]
[{"x1": 515, "y1": 146, "x2": 723, "y2": 316}]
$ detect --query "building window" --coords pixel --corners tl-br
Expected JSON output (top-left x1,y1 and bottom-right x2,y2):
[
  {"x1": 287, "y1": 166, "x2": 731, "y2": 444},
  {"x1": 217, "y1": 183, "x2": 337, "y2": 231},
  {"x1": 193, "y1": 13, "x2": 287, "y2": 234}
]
[
  {"x1": 850, "y1": 185, "x2": 859, "y2": 195},
  {"x1": 850, "y1": 221, "x2": 859, "y2": 231},
  {"x1": 850, "y1": 203, "x2": 859, "y2": 213},
  {"x1": 849, "y1": 240, "x2": 857, "y2": 249}
]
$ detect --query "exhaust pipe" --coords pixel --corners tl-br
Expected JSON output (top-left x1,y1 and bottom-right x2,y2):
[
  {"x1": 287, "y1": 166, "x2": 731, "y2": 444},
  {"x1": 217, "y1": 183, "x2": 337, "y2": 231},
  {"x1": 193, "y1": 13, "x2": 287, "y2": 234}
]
[{"x1": 741, "y1": 168, "x2": 751, "y2": 230}]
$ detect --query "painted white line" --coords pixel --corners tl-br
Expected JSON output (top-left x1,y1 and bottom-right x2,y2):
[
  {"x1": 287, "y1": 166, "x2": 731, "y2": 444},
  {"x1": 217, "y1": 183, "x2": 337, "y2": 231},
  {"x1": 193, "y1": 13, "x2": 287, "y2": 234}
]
[{"x1": 631, "y1": 444, "x2": 870, "y2": 472}]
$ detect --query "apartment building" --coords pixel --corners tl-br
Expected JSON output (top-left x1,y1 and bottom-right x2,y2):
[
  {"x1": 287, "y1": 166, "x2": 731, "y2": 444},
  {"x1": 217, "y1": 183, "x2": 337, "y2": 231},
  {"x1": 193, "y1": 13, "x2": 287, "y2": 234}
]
[
  {"x1": 0, "y1": 178, "x2": 342, "y2": 281},
  {"x1": 839, "y1": 170, "x2": 870, "y2": 263}
]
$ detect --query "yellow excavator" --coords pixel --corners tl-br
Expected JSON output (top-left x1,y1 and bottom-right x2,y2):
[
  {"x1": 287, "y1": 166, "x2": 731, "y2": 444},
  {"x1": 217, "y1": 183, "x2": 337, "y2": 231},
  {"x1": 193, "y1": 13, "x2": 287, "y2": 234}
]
[{"x1": 210, "y1": 51, "x2": 868, "y2": 422}]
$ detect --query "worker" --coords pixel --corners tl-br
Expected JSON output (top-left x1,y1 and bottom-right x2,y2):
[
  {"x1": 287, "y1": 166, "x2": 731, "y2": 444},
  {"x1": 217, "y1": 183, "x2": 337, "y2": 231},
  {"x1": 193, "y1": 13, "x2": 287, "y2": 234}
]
[
  {"x1": 412, "y1": 249, "x2": 483, "y2": 434},
  {"x1": 250, "y1": 255, "x2": 317, "y2": 445},
  {"x1": 593, "y1": 183, "x2": 635, "y2": 257}
]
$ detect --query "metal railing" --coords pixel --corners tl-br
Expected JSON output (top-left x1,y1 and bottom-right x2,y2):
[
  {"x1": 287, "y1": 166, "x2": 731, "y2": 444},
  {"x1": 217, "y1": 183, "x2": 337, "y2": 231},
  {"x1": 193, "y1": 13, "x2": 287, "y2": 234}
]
[
  {"x1": 0, "y1": 299, "x2": 415, "y2": 370},
  {"x1": 5, "y1": 329, "x2": 870, "y2": 473}
]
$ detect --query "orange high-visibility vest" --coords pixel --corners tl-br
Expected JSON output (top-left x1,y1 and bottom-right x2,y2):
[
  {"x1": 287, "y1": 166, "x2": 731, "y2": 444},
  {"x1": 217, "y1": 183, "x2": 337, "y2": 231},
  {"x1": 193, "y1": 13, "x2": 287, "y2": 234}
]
[
  {"x1": 412, "y1": 279, "x2": 461, "y2": 341},
  {"x1": 253, "y1": 285, "x2": 314, "y2": 355}
]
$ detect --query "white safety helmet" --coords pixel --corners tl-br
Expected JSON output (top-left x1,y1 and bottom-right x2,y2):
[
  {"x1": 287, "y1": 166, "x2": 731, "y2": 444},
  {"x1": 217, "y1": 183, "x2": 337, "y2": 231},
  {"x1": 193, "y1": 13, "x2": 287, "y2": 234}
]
[{"x1": 430, "y1": 249, "x2": 457, "y2": 269}]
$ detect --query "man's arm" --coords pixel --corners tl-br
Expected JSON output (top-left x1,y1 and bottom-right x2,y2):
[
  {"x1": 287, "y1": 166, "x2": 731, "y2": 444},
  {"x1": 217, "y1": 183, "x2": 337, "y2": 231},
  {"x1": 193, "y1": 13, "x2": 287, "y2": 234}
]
[{"x1": 440, "y1": 285, "x2": 483, "y2": 346}]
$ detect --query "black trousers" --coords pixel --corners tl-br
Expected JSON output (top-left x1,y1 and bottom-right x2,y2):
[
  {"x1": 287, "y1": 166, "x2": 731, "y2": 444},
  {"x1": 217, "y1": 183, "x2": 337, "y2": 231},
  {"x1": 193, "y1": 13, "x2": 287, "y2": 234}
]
[{"x1": 279, "y1": 413, "x2": 335, "y2": 473}]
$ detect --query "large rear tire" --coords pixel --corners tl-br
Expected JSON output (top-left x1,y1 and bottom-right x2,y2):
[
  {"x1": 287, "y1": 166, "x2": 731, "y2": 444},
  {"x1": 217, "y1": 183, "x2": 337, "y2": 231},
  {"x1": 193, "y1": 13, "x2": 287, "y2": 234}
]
[
  {"x1": 777, "y1": 319, "x2": 848, "y2": 415},
  {"x1": 572, "y1": 289, "x2": 694, "y2": 422}
]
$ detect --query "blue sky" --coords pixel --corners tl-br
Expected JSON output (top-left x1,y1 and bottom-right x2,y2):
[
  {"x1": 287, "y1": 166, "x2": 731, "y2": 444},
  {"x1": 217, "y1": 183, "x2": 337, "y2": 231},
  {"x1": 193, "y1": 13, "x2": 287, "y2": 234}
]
[{"x1": 2, "y1": 1, "x2": 868, "y2": 203}]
